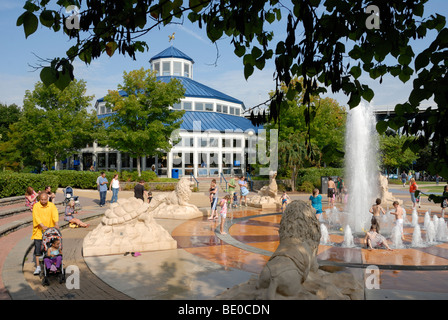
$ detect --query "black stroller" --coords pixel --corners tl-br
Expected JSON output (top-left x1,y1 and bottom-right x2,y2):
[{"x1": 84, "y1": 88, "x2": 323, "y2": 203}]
[
  {"x1": 63, "y1": 186, "x2": 82, "y2": 210},
  {"x1": 40, "y1": 227, "x2": 65, "y2": 286}
]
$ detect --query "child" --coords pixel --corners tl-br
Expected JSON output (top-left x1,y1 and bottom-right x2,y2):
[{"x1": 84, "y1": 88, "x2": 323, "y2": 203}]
[
  {"x1": 369, "y1": 198, "x2": 386, "y2": 218},
  {"x1": 65, "y1": 199, "x2": 89, "y2": 228},
  {"x1": 390, "y1": 200, "x2": 405, "y2": 241},
  {"x1": 44, "y1": 238, "x2": 63, "y2": 272},
  {"x1": 208, "y1": 179, "x2": 218, "y2": 220},
  {"x1": 280, "y1": 191, "x2": 291, "y2": 213},
  {"x1": 232, "y1": 192, "x2": 239, "y2": 208},
  {"x1": 219, "y1": 195, "x2": 231, "y2": 234},
  {"x1": 309, "y1": 188, "x2": 323, "y2": 219},
  {"x1": 364, "y1": 223, "x2": 393, "y2": 251}
]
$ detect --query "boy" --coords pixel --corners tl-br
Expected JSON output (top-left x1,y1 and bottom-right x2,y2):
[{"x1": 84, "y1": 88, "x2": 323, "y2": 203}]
[
  {"x1": 390, "y1": 200, "x2": 405, "y2": 241},
  {"x1": 369, "y1": 198, "x2": 386, "y2": 218},
  {"x1": 232, "y1": 192, "x2": 239, "y2": 208}
]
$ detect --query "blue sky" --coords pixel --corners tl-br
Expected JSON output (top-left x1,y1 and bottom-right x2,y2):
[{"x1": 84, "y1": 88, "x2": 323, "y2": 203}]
[{"x1": 0, "y1": 1, "x2": 446, "y2": 112}]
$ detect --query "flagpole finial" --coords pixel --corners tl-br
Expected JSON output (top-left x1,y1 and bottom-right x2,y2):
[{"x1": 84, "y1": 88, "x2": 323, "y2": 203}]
[{"x1": 169, "y1": 32, "x2": 175, "y2": 45}]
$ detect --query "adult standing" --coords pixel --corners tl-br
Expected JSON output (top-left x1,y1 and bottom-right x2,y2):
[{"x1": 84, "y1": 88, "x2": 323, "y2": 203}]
[
  {"x1": 25, "y1": 187, "x2": 40, "y2": 212},
  {"x1": 31, "y1": 192, "x2": 59, "y2": 275},
  {"x1": 409, "y1": 178, "x2": 418, "y2": 209},
  {"x1": 336, "y1": 177, "x2": 344, "y2": 203},
  {"x1": 327, "y1": 177, "x2": 336, "y2": 208},
  {"x1": 238, "y1": 176, "x2": 249, "y2": 207},
  {"x1": 134, "y1": 180, "x2": 148, "y2": 201},
  {"x1": 97, "y1": 172, "x2": 108, "y2": 207},
  {"x1": 228, "y1": 176, "x2": 237, "y2": 197},
  {"x1": 401, "y1": 171, "x2": 408, "y2": 187},
  {"x1": 441, "y1": 185, "x2": 448, "y2": 217},
  {"x1": 109, "y1": 174, "x2": 120, "y2": 203}
]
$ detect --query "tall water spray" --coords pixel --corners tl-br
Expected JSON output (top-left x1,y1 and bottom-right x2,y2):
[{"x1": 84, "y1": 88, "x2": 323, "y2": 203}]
[{"x1": 345, "y1": 103, "x2": 380, "y2": 233}]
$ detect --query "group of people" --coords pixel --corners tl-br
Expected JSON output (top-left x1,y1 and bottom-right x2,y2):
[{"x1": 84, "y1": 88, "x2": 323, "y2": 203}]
[{"x1": 326, "y1": 177, "x2": 347, "y2": 208}]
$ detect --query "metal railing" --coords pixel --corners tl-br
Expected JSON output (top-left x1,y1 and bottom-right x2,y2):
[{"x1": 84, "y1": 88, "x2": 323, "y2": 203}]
[
  {"x1": 220, "y1": 172, "x2": 228, "y2": 192},
  {"x1": 246, "y1": 172, "x2": 254, "y2": 191},
  {"x1": 190, "y1": 173, "x2": 199, "y2": 190}
]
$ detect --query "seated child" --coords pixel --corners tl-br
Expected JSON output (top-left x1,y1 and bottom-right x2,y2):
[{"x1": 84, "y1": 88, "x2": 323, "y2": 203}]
[
  {"x1": 44, "y1": 238, "x2": 63, "y2": 272},
  {"x1": 364, "y1": 223, "x2": 393, "y2": 251}
]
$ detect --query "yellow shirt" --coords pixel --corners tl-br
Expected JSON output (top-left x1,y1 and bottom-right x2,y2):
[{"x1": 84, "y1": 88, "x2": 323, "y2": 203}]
[{"x1": 31, "y1": 201, "x2": 59, "y2": 240}]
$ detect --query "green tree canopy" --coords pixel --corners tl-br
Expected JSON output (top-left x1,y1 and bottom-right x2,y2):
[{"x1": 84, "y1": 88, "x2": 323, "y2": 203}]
[
  {"x1": 379, "y1": 133, "x2": 419, "y2": 173},
  {"x1": 16, "y1": 0, "x2": 448, "y2": 177},
  {"x1": 0, "y1": 79, "x2": 98, "y2": 170},
  {"x1": 101, "y1": 67, "x2": 185, "y2": 176}
]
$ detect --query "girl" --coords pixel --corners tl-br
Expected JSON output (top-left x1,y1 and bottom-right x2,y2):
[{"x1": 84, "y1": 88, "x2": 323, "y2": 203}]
[
  {"x1": 44, "y1": 238, "x2": 63, "y2": 272},
  {"x1": 65, "y1": 199, "x2": 89, "y2": 228},
  {"x1": 219, "y1": 195, "x2": 231, "y2": 234},
  {"x1": 109, "y1": 174, "x2": 120, "y2": 203},
  {"x1": 280, "y1": 191, "x2": 291, "y2": 213},
  {"x1": 364, "y1": 223, "x2": 393, "y2": 251},
  {"x1": 25, "y1": 187, "x2": 40, "y2": 212},
  {"x1": 208, "y1": 179, "x2": 218, "y2": 220},
  {"x1": 309, "y1": 188, "x2": 323, "y2": 219},
  {"x1": 409, "y1": 178, "x2": 418, "y2": 209}
]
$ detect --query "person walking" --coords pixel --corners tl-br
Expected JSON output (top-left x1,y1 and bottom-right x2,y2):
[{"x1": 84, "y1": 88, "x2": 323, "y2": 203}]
[
  {"x1": 97, "y1": 172, "x2": 108, "y2": 207},
  {"x1": 134, "y1": 180, "x2": 148, "y2": 201},
  {"x1": 441, "y1": 185, "x2": 448, "y2": 218},
  {"x1": 110, "y1": 174, "x2": 120, "y2": 203},
  {"x1": 401, "y1": 171, "x2": 408, "y2": 187},
  {"x1": 31, "y1": 193, "x2": 59, "y2": 275},
  {"x1": 409, "y1": 178, "x2": 418, "y2": 209}
]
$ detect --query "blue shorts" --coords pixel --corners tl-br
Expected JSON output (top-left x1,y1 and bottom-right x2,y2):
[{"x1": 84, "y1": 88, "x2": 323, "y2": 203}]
[{"x1": 410, "y1": 192, "x2": 416, "y2": 203}]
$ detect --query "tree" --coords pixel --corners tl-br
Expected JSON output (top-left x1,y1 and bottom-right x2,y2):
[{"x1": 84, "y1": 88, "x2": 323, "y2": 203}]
[
  {"x1": 378, "y1": 133, "x2": 419, "y2": 174},
  {"x1": 2, "y1": 79, "x2": 98, "y2": 170},
  {"x1": 0, "y1": 103, "x2": 21, "y2": 143},
  {"x1": 16, "y1": 0, "x2": 448, "y2": 177},
  {"x1": 101, "y1": 68, "x2": 185, "y2": 177}
]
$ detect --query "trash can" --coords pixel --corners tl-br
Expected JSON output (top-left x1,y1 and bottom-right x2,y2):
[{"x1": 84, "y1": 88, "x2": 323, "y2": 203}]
[{"x1": 171, "y1": 169, "x2": 179, "y2": 179}]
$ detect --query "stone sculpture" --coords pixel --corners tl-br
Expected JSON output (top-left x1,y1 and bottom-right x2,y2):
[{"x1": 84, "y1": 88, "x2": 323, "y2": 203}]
[
  {"x1": 217, "y1": 200, "x2": 363, "y2": 300},
  {"x1": 149, "y1": 177, "x2": 204, "y2": 219},
  {"x1": 83, "y1": 197, "x2": 177, "y2": 257},
  {"x1": 379, "y1": 174, "x2": 403, "y2": 206},
  {"x1": 246, "y1": 171, "x2": 281, "y2": 209}
]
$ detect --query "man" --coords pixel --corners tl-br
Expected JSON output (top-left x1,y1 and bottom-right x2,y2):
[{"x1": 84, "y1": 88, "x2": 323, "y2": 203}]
[
  {"x1": 134, "y1": 180, "x2": 148, "y2": 201},
  {"x1": 401, "y1": 171, "x2": 408, "y2": 187},
  {"x1": 391, "y1": 200, "x2": 405, "y2": 241},
  {"x1": 336, "y1": 177, "x2": 344, "y2": 203},
  {"x1": 327, "y1": 177, "x2": 336, "y2": 208},
  {"x1": 44, "y1": 186, "x2": 56, "y2": 202},
  {"x1": 31, "y1": 192, "x2": 59, "y2": 275},
  {"x1": 97, "y1": 172, "x2": 108, "y2": 207}
]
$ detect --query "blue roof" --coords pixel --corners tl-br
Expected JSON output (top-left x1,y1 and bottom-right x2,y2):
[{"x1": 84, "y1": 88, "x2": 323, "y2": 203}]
[
  {"x1": 157, "y1": 76, "x2": 245, "y2": 108},
  {"x1": 180, "y1": 111, "x2": 262, "y2": 133},
  {"x1": 98, "y1": 111, "x2": 262, "y2": 133},
  {"x1": 149, "y1": 46, "x2": 194, "y2": 63}
]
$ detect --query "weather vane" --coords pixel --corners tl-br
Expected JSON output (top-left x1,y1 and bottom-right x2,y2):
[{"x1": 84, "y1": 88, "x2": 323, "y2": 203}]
[{"x1": 168, "y1": 32, "x2": 175, "y2": 44}]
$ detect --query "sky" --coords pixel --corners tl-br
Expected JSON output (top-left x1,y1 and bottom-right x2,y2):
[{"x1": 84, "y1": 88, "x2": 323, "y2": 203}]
[{"x1": 0, "y1": 0, "x2": 447, "y2": 113}]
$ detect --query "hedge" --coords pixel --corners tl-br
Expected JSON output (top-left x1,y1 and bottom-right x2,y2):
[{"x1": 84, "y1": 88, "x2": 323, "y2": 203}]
[
  {"x1": 296, "y1": 167, "x2": 344, "y2": 191},
  {"x1": 0, "y1": 172, "x2": 59, "y2": 198}
]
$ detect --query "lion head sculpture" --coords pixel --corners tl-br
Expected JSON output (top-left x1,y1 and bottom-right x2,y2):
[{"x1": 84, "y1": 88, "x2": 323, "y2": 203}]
[{"x1": 257, "y1": 200, "x2": 321, "y2": 299}]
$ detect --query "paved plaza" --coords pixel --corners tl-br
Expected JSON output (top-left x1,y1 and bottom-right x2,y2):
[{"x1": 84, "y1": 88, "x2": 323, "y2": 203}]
[{"x1": 1, "y1": 183, "x2": 448, "y2": 302}]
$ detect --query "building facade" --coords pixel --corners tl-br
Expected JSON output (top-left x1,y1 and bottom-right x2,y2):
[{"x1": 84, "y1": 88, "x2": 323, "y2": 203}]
[{"x1": 71, "y1": 46, "x2": 261, "y2": 178}]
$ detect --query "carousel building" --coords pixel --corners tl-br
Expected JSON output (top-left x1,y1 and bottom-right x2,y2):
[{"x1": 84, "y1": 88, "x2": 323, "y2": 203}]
[{"x1": 71, "y1": 46, "x2": 261, "y2": 178}]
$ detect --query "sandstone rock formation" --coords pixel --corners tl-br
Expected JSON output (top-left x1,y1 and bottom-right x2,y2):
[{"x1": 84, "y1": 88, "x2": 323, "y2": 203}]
[{"x1": 247, "y1": 171, "x2": 281, "y2": 209}]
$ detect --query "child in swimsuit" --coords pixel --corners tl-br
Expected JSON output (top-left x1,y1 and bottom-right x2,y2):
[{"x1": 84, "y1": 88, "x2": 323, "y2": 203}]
[{"x1": 219, "y1": 195, "x2": 231, "y2": 234}]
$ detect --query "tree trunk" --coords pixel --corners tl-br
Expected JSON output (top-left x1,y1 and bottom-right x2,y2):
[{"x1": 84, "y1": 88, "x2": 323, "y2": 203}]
[
  {"x1": 291, "y1": 165, "x2": 297, "y2": 192},
  {"x1": 137, "y1": 156, "x2": 141, "y2": 177}
]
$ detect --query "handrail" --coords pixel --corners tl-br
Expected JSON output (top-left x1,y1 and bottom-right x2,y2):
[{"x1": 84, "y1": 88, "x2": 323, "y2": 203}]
[
  {"x1": 220, "y1": 172, "x2": 228, "y2": 192},
  {"x1": 190, "y1": 173, "x2": 199, "y2": 190},
  {"x1": 246, "y1": 172, "x2": 254, "y2": 191}
]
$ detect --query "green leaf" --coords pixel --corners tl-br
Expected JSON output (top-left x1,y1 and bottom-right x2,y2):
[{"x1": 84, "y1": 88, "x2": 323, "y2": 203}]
[
  {"x1": 244, "y1": 64, "x2": 254, "y2": 80},
  {"x1": 54, "y1": 70, "x2": 72, "y2": 91},
  {"x1": 17, "y1": 11, "x2": 39, "y2": 38},
  {"x1": 362, "y1": 86, "x2": 374, "y2": 102},
  {"x1": 414, "y1": 51, "x2": 430, "y2": 70},
  {"x1": 376, "y1": 120, "x2": 388, "y2": 134},
  {"x1": 40, "y1": 67, "x2": 57, "y2": 87},
  {"x1": 39, "y1": 10, "x2": 54, "y2": 28},
  {"x1": 350, "y1": 65, "x2": 361, "y2": 79}
]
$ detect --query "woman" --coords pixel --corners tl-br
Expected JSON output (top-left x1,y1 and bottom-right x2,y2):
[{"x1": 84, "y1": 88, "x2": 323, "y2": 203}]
[
  {"x1": 409, "y1": 178, "x2": 418, "y2": 209},
  {"x1": 65, "y1": 199, "x2": 89, "y2": 228},
  {"x1": 238, "y1": 176, "x2": 249, "y2": 207},
  {"x1": 109, "y1": 174, "x2": 120, "y2": 203},
  {"x1": 25, "y1": 187, "x2": 40, "y2": 212}
]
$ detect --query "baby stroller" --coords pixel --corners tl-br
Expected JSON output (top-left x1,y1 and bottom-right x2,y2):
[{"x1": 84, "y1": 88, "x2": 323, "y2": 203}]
[
  {"x1": 63, "y1": 186, "x2": 82, "y2": 210},
  {"x1": 40, "y1": 227, "x2": 65, "y2": 286}
]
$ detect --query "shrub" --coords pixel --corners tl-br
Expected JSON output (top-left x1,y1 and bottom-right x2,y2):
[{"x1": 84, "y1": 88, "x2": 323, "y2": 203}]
[
  {"x1": 41, "y1": 170, "x2": 116, "y2": 189},
  {"x1": 0, "y1": 172, "x2": 59, "y2": 198},
  {"x1": 298, "y1": 181, "x2": 315, "y2": 194},
  {"x1": 296, "y1": 167, "x2": 344, "y2": 191}
]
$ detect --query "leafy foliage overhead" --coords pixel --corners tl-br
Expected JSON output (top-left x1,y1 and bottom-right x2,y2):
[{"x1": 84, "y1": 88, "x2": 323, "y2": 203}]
[{"x1": 16, "y1": 0, "x2": 448, "y2": 177}]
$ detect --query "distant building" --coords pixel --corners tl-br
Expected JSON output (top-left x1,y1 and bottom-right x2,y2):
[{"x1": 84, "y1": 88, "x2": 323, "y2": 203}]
[{"x1": 69, "y1": 46, "x2": 261, "y2": 178}]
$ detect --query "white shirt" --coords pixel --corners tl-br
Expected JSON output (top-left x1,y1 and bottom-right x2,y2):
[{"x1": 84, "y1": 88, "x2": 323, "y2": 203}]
[{"x1": 111, "y1": 178, "x2": 120, "y2": 189}]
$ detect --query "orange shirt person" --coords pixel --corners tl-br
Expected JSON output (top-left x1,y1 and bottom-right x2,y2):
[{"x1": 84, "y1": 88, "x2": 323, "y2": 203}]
[{"x1": 409, "y1": 178, "x2": 418, "y2": 209}]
